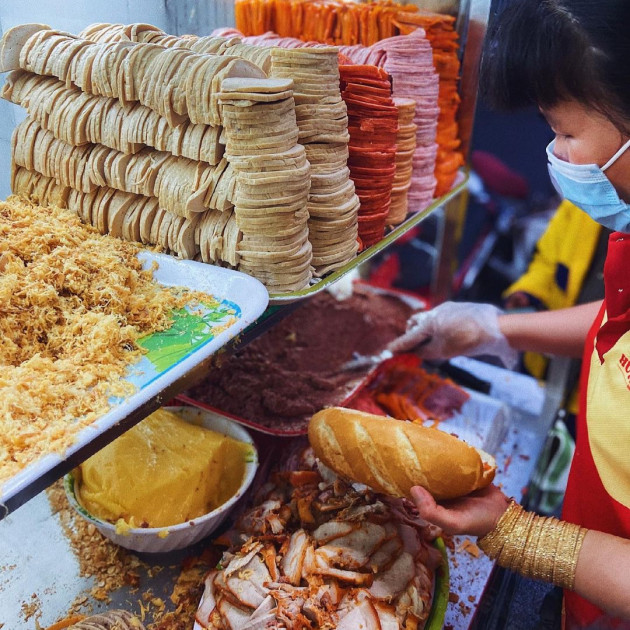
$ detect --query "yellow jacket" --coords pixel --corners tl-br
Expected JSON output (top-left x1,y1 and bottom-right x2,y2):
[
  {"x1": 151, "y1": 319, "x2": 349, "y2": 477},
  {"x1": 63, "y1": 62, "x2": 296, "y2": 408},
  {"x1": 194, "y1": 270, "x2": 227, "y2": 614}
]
[
  {"x1": 504, "y1": 200, "x2": 601, "y2": 311},
  {"x1": 503, "y1": 201, "x2": 602, "y2": 412}
]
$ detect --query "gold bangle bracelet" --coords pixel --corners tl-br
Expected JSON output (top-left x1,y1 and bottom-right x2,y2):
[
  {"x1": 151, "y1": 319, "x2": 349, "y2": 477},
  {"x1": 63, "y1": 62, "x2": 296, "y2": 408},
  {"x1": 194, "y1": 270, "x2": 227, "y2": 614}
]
[
  {"x1": 521, "y1": 510, "x2": 544, "y2": 578},
  {"x1": 500, "y1": 509, "x2": 535, "y2": 571},
  {"x1": 478, "y1": 500, "x2": 521, "y2": 557},
  {"x1": 478, "y1": 502, "x2": 587, "y2": 590}
]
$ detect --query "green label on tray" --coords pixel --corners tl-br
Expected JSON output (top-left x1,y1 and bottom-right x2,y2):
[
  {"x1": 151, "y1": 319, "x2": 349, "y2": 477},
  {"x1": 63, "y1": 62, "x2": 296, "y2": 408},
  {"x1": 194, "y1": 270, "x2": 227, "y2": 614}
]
[{"x1": 138, "y1": 300, "x2": 240, "y2": 373}]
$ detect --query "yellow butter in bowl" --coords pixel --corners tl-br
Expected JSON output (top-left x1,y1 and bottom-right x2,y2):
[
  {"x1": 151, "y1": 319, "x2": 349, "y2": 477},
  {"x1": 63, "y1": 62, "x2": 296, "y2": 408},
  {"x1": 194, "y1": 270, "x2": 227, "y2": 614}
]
[{"x1": 76, "y1": 408, "x2": 253, "y2": 529}]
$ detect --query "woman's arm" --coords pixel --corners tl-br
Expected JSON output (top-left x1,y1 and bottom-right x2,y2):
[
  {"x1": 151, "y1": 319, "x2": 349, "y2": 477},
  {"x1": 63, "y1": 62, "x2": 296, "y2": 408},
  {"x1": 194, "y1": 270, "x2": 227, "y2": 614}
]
[
  {"x1": 499, "y1": 300, "x2": 602, "y2": 358},
  {"x1": 574, "y1": 530, "x2": 630, "y2": 619},
  {"x1": 389, "y1": 300, "x2": 602, "y2": 366},
  {"x1": 411, "y1": 484, "x2": 630, "y2": 620}
]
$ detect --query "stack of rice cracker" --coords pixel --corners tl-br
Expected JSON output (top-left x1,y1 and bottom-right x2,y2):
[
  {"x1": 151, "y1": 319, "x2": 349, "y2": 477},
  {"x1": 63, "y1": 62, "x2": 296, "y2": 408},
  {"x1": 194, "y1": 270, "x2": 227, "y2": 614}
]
[
  {"x1": 0, "y1": 23, "x2": 362, "y2": 294},
  {"x1": 219, "y1": 77, "x2": 312, "y2": 292},
  {"x1": 270, "y1": 46, "x2": 359, "y2": 276}
]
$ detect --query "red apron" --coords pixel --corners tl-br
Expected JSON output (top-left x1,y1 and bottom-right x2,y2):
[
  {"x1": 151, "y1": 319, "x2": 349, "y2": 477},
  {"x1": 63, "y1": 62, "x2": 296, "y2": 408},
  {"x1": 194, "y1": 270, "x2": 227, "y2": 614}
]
[{"x1": 562, "y1": 233, "x2": 630, "y2": 629}]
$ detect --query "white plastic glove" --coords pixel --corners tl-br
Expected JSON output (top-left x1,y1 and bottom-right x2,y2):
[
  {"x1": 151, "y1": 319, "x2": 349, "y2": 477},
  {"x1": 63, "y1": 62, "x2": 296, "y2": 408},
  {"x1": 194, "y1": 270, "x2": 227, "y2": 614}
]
[{"x1": 387, "y1": 301, "x2": 518, "y2": 369}]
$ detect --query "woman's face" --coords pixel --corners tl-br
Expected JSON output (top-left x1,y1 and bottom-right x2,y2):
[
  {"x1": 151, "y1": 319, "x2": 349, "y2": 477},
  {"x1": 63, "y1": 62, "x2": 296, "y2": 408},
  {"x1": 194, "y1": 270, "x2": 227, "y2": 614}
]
[{"x1": 542, "y1": 100, "x2": 630, "y2": 201}]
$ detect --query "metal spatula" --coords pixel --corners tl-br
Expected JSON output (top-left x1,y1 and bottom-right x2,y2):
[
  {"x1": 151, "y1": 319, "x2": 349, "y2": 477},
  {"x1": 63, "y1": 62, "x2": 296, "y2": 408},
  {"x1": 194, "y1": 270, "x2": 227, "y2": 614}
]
[
  {"x1": 340, "y1": 336, "x2": 433, "y2": 372},
  {"x1": 340, "y1": 349, "x2": 394, "y2": 372}
]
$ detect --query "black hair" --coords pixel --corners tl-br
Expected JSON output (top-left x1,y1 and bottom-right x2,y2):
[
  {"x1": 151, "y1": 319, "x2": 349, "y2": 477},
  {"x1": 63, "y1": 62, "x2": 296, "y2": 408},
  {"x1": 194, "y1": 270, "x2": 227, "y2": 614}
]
[{"x1": 480, "y1": 0, "x2": 630, "y2": 130}]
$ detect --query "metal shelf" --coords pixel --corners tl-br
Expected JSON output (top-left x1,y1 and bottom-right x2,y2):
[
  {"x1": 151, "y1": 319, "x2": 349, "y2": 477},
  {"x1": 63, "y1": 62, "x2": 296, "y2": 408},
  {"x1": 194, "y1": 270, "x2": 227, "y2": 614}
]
[{"x1": 268, "y1": 172, "x2": 469, "y2": 304}]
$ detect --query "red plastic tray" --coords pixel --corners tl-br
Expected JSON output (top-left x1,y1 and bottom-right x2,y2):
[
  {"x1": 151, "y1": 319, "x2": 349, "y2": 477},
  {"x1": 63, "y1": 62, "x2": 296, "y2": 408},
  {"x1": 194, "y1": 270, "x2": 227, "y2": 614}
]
[{"x1": 177, "y1": 282, "x2": 426, "y2": 436}]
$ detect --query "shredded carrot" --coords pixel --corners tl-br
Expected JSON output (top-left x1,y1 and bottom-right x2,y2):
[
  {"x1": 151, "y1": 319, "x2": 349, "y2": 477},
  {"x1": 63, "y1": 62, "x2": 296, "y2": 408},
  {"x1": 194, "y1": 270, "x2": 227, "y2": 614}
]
[{"x1": 46, "y1": 616, "x2": 85, "y2": 630}]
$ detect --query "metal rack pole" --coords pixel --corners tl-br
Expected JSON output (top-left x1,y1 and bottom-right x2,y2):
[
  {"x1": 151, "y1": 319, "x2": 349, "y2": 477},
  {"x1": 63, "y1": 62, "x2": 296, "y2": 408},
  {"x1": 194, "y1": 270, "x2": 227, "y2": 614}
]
[{"x1": 456, "y1": 0, "x2": 493, "y2": 161}]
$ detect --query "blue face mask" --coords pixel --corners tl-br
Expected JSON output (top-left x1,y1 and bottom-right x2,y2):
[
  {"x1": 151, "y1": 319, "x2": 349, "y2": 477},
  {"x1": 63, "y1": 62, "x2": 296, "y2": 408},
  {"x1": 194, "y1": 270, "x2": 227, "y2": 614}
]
[{"x1": 547, "y1": 138, "x2": 630, "y2": 232}]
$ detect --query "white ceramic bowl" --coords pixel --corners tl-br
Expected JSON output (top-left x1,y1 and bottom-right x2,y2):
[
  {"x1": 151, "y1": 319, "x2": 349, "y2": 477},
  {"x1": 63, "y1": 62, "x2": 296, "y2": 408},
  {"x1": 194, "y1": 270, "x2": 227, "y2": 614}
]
[{"x1": 64, "y1": 406, "x2": 258, "y2": 553}]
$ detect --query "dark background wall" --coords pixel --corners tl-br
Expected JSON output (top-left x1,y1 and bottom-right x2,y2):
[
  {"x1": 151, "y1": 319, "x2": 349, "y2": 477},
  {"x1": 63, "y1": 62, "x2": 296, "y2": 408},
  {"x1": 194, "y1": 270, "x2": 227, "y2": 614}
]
[{"x1": 471, "y1": 103, "x2": 555, "y2": 202}]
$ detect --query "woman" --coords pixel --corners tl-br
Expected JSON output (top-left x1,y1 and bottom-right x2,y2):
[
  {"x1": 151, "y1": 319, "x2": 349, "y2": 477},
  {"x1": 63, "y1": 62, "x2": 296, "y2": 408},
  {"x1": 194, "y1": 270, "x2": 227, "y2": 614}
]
[{"x1": 390, "y1": 1, "x2": 630, "y2": 627}]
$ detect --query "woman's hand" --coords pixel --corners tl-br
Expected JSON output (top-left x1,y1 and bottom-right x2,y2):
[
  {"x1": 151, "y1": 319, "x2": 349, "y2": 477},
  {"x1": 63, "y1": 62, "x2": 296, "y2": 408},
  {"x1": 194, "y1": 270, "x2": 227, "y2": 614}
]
[
  {"x1": 410, "y1": 484, "x2": 511, "y2": 538},
  {"x1": 412, "y1": 483, "x2": 630, "y2": 620},
  {"x1": 387, "y1": 302, "x2": 518, "y2": 369}
]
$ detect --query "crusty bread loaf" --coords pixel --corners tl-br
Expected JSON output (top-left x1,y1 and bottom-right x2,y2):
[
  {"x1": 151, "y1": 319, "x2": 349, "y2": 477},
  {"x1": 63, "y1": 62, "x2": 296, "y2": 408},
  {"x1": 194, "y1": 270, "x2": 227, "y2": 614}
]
[{"x1": 308, "y1": 407, "x2": 496, "y2": 500}]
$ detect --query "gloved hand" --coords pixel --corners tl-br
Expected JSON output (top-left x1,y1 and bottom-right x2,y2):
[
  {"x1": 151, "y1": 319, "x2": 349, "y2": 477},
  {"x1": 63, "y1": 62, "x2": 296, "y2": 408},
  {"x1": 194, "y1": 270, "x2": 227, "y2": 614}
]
[{"x1": 387, "y1": 301, "x2": 518, "y2": 369}]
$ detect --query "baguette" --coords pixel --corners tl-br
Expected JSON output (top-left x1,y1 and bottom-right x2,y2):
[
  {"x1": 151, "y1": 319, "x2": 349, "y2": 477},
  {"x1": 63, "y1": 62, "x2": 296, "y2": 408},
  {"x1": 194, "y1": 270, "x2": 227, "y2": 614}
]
[{"x1": 308, "y1": 407, "x2": 496, "y2": 500}]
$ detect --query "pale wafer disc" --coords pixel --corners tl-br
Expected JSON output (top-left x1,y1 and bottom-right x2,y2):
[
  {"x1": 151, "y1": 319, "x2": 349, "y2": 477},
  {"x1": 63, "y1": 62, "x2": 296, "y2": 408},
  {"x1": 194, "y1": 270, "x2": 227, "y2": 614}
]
[
  {"x1": 226, "y1": 122, "x2": 299, "y2": 140},
  {"x1": 122, "y1": 196, "x2": 147, "y2": 242},
  {"x1": 171, "y1": 212, "x2": 200, "y2": 259},
  {"x1": 240, "y1": 227, "x2": 309, "y2": 248},
  {"x1": 156, "y1": 209, "x2": 175, "y2": 250},
  {"x1": 235, "y1": 187, "x2": 308, "y2": 205},
  {"x1": 107, "y1": 190, "x2": 137, "y2": 238},
  {"x1": 235, "y1": 199, "x2": 307, "y2": 217},
  {"x1": 236, "y1": 221, "x2": 309, "y2": 239},
  {"x1": 238, "y1": 252, "x2": 313, "y2": 274},
  {"x1": 221, "y1": 211, "x2": 242, "y2": 267},
  {"x1": 220, "y1": 95, "x2": 295, "y2": 117},
  {"x1": 312, "y1": 242, "x2": 359, "y2": 266},
  {"x1": 137, "y1": 197, "x2": 159, "y2": 244},
  {"x1": 313, "y1": 257, "x2": 355, "y2": 278},
  {"x1": 235, "y1": 174, "x2": 309, "y2": 193},
  {"x1": 239, "y1": 266, "x2": 312, "y2": 287},
  {"x1": 220, "y1": 76, "x2": 294, "y2": 94},
  {"x1": 226, "y1": 139, "x2": 299, "y2": 157},
  {"x1": 235, "y1": 162, "x2": 311, "y2": 184},
  {"x1": 211, "y1": 57, "x2": 266, "y2": 125},
  {"x1": 307, "y1": 180, "x2": 356, "y2": 204},
  {"x1": 217, "y1": 90, "x2": 293, "y2": 105},
  {"x1": 309, "y1": 167, "x2": 351, "y2": 188},
  {"x1": 307, "y1": 179, "x2": 354, "y2": 199},
  {"x1": 197, "y1": 208, "x2": 232, "y2": 263},
  {"x1": 311, "y1": 239, "x2": 359, "y2": 263},
  {"x1": 271, "y1": 46, "x2": 338, "y2": 61},
  {"x1": 237, "y1": 241, "x2": 310, "y2": 262},
  {"x1": 235, "y1": 207, "x2": 309, "y2": 225},
  {"x1": 227, "y1": 145, "x2": 307, "y2": 171},
  {"x1": 149, "y1": 206, "x2": 168, "y2": 246}
]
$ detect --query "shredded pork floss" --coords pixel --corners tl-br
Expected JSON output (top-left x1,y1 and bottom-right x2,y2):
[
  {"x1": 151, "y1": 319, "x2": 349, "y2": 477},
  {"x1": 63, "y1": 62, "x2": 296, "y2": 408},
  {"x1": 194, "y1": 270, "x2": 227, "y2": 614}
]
[{"x1": 0, "y1": 196, "x2": 188, "y2": 487}]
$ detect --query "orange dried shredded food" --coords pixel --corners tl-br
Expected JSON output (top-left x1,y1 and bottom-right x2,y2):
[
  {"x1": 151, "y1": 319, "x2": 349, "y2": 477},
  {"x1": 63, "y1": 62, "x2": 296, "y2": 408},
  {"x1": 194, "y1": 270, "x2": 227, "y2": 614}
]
[{"x1": 0, "y1": 196, "x2": 192, "y2": 487}]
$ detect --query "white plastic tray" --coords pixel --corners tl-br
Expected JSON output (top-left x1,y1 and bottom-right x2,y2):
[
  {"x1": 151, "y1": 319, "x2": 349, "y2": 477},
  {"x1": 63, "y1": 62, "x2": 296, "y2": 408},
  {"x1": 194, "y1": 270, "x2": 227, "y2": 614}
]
[{"x1": 0, "y1": 252, "x2": 269, "y2": 518}]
